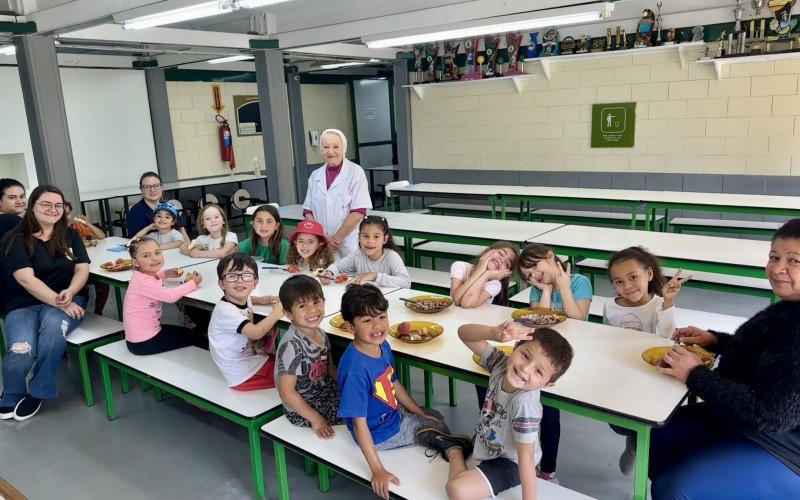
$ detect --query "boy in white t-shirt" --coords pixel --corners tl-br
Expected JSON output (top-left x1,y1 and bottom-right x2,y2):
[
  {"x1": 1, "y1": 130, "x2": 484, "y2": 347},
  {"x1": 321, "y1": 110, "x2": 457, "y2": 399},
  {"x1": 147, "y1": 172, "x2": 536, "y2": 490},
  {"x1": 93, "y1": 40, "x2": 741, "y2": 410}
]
[{"x1": 208, "y1": 253, "x2": 284, "y2": 390}]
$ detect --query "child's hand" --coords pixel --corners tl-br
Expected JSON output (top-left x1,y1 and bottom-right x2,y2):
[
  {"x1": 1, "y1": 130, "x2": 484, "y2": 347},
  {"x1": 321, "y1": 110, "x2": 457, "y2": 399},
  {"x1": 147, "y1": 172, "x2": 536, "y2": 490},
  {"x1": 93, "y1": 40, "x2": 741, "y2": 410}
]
[
  {"x1": 371, "y1": 469, "x2": 400, "y2": 500},
  {"x1": 476, "y1": 249, "x2": 497, "y2": 272},
  {"x1": 310, "y1": 415, "x2": 335, "y2": 439},
  {"x1": 549, "y1": 257, "x2": 572, "y2": 290},
  {"x1": 663, "y1": 269, "x2": 692, "y2": 301},
  {"x1": 353, "y1": 272, "x2": 378, "y2": 284},
  {"x1": 672, "y1": 326, "x2": 717, "y2": 347},
  {"x1": 270, "y1": 301, "x2": 284, "y2": 316},
  {"x1": 420, "y1": 412, "x2": 443, "y2": 423},
  {"x1": 494, "y1": 321, "x2": 534, "y2": 343},
  {"x1": 486, "y1": 268, "x2": 513, "y2": 281},
  {"x1": 530, "y1": 280, "x2": 553, "y2": 293},
  {"x1": 190, "y1": 271, "x2": 203, "y2": 286},
  {"x1": 164, "y1": 268, "x2": 182, "y2": 278},
  {"x1": 252, "y1": 295, "x2": 280, "y2": 305},
  {"x1": 190, "y1": 248, "x2": 203, "y2": 258}
]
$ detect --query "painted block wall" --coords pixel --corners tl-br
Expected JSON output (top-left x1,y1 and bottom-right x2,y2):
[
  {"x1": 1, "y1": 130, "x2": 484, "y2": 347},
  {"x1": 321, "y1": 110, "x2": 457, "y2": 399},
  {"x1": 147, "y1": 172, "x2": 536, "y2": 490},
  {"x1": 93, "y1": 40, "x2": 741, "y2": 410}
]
[
  {"x1": 166, "y1": 81, "x2": 266, "y2": 180},
  {"x1": 300, "y1": 83, "x2": 355, "y2": 166},
  {"x1": 411, "y1": 48, "x2": 800, "y2": 176}
]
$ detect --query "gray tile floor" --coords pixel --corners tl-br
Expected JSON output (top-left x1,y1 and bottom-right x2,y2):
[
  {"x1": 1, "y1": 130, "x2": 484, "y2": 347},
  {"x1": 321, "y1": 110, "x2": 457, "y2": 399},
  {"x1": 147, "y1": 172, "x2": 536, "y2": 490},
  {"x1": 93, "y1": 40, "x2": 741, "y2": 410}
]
[{"x1": 0, "y1": 279, "x2": 769, "y2": 499}]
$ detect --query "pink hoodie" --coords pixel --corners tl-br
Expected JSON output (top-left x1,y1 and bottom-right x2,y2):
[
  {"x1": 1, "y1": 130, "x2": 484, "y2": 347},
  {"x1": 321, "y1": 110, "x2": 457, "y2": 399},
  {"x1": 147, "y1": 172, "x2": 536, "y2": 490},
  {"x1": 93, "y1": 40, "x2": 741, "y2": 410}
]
[{"x1": 123, "y1": 270, "x2": 198, "y2": 343}]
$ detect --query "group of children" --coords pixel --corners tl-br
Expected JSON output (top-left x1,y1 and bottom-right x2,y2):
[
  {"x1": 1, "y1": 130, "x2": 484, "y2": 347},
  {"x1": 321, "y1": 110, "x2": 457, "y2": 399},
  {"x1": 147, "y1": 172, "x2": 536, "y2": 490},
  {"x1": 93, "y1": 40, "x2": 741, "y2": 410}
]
[{"x1": 117, "y1": 202, "x2": 692, "y2": 498}]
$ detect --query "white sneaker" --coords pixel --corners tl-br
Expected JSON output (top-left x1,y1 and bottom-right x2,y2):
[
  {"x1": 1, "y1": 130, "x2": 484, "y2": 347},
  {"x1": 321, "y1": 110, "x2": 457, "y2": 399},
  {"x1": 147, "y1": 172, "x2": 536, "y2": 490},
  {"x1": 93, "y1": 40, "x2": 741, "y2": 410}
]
[{"x1": 619, "y1": 435, "x2": 637, "y2": 476}]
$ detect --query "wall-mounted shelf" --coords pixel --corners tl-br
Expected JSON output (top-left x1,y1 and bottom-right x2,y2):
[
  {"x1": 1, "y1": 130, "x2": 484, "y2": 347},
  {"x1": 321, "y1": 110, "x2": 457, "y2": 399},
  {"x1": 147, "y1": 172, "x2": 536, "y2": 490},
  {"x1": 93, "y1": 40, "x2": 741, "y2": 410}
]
[
  {"x1": 531, "y1": 41, "x2": 706, "y2": 80},
  {"x1": 402, "y1": 74, "x2": 536, "y2": 99},
  {"x1": 696, "y1": 50, "x2": 800, "y2": 80}
]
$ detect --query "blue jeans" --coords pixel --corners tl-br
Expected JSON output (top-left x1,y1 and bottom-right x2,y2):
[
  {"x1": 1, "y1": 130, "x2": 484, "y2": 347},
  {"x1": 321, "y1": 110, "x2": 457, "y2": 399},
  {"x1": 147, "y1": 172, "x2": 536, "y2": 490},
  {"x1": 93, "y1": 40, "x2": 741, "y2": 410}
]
[
  {"x1": 650, "y1": 403, "x2": 800, "y2": 499},
  {"x1": 0, "y1": 296, "x2": 87, "y2": 407}
]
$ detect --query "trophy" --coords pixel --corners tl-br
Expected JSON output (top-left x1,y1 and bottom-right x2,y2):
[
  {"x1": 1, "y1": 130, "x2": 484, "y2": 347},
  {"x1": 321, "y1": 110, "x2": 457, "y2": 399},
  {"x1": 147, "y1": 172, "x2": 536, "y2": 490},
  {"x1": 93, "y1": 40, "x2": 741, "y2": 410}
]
[
  {"x1": 592, "y1": 37, "x2": 606, "y2": 52},
  {"x1": 575, "y1": 35, "x2": 591, "y2": 53},
  {"x1": 526, "y1": 32, "x2": 540, "y2": 59},
  {"x1": 461, "y1": 37, "x2": 481, "y2": 80},
  {"x1": 730, "y1": 0, "x2": 747, "y2": 56},
  {"x1": 561, "y1": 35, "x2": 576, "y2": 55},
  {"x1": 542, "y1": 26, "x2": 559, "y2": 56},
  {"x1": 506, "y1": 32, "x2": 524, "y2": 75},
  {"x1": 656, "y1": 2, "x2": 664, "y2": 45},
  {"x1": 606, "y1": 28, "x2": 613, "y2": 50},
  {"x1": 483, "y1": 34, "x2": 501, "y2": 77},
  {"x1": 769, "y1": 0, "x2": 797, "y2": 38},
  {"x1": 412, "y1": 44, "x2": 425, "y2": 84},
  {"x1": 716, "y1": 31, "x2": 727, "y2": 57},
  {"x1": 692, "y1": 25, "x2": 705, "y2": 41},
  {"x1": 635, "y1": 9, "x2": 656, "y2": 47},
  {"x1": 750, "y1": 0, "x2": 767, "y2": 54},
  {"x1": 441, "y1": 40, "x2": 460, "y2": 81},
  {"x1": 425, "y1": 42, "x2": 439, "y2": 82}
]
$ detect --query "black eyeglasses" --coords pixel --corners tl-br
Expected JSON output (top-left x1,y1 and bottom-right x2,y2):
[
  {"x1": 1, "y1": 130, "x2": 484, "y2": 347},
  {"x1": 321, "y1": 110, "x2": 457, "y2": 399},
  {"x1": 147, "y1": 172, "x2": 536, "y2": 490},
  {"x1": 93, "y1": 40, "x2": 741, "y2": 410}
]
[
  {"x1": 141, "y1": 184, "x2": 163, "y2": 191},
  {"x1": 223, "y1": 273, "x2": 256, "y2": 283},
  {"x1": 36, "y1": 201, "x2": 64, "y2": 212}
]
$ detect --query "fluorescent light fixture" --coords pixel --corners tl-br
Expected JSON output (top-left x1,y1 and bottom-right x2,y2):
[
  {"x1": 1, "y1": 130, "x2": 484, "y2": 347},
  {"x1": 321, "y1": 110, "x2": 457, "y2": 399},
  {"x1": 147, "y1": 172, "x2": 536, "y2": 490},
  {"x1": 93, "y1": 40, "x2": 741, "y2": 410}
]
[
  {"x1": 316, "y1": 61, "x2": 368, "y2": 70},
  {"x1": 208, "y1": 55, "x2": 254, "y2": 64},
  {"x1": 362, "y1": 2, "x2": 614, "y2": 48},
  {"x1": 0, "y1": 45, "x2": 15, "y2": 56},
  {"x1": 122, "y1": 0, "x2": 292, "y2": 30}
]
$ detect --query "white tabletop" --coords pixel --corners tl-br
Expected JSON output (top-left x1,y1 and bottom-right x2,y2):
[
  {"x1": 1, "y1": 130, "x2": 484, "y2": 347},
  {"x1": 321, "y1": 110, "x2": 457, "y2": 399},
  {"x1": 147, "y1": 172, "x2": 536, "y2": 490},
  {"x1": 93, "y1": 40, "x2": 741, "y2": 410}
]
[
  {"x1": 95, "y1": 341, "x2": 282, "y2": 418},
  {"x1": 392, "y1": 182, "x2": 508, "y2": 197},
  {"x1": 637, "y1": 189, "x2": 800, "y2": 210},
  {"x1": 363, "y1": 165, "x2": 398, "y2": 172},
  {"x1": 270, "y1": 203, "x2": 409, "y2": 223},
  {"x1": 86, "y1": 237, "x2": 217, "y2": 283},
  {"x1": 324, "y1": 288, "x2": 687, "y2": 426},
  {"x1": 389, "y1": 212, "x2": 563, "y2": 244},
  {"x1": 531, "y1": 225, "x2": 770, "y2": 270},
  {"x1": 80, "y1": 174, "x2": 266, "y2": 203}
]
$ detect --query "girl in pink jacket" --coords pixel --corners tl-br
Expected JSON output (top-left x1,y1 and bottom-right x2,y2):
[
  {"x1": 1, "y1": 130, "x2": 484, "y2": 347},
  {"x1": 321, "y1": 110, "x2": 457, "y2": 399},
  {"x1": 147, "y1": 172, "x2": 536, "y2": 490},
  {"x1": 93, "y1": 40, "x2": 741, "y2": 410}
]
[{"x1": 123, "y1": 237, "x2": 206, "y2": 355}]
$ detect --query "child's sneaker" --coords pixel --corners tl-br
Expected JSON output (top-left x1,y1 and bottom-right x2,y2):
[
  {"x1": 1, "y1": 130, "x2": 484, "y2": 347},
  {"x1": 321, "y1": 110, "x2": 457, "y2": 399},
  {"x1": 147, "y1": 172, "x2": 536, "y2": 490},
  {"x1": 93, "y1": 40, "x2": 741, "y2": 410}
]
[
  {"x1": 537, "y1": 469, "x2": 560, "y2": 485},
  {"x1": 0, "y1": 406, "x2": 15, "y2": 420},
  {"x1": 416, "y1": 428, "x2": 473, "y2": 462},
  {"x1": 619, "y1": 435, "x2": 637, "y2": 476}
]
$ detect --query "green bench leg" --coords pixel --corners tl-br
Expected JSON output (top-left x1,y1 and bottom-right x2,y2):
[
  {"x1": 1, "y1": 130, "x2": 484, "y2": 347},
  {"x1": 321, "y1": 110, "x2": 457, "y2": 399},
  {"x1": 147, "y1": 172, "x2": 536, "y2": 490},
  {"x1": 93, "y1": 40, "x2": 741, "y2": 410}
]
[
  {"x1": 449, "y1": 377, "x2": 458, "y2": 407},
  {"x1": 424, "y1": 370, "x2": 434, "y2": 408},
  {"x1": 139, "y1": 380, "x2": 151, "y2": 392},
  {"x1": 77, "y1": 346, "x2": 94, "y2": 407},
  {"x1": 305, "y1": 457, "x2": 317, "y2": 476},
  {"x1": 114, "y1": 287, "x2": 123, "y2": 320},
  {"x1": 153, "y1": 387, "x2": 163, "y2": 402},
  {"x1": 274, "y1": 441, "x2": 290, "y2": 500},
  {"x1": 100, "y1": 360, "x2": 117, "y2": 421},
  {"x1": 121, "y1": 372, "x2": 131, "y2": 394},
  {"x1": 318, "y1": 464, "x2": 331, "y2": 492},
  {"x1": 402, "y1": 363, "x2": 411, "y2": 388},
  {"x1": 248, "y1": 425, "x2": 267, "y2": 500}
]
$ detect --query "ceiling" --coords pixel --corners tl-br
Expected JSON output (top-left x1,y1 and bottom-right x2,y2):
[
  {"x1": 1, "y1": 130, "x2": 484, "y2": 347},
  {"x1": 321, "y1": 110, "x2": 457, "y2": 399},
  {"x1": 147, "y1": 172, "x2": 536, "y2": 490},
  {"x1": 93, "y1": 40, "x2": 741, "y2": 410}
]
[{"x1": 0, "y1": 0, "x2": 771, "y2": 72}]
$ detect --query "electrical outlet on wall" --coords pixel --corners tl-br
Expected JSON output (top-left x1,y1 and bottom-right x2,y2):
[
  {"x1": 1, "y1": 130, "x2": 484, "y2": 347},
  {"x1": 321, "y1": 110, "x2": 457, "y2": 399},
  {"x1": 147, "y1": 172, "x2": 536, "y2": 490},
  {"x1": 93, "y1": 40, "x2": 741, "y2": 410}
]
[{"x1": 309, "y1": 130, "x2": 319, "y2": 146}]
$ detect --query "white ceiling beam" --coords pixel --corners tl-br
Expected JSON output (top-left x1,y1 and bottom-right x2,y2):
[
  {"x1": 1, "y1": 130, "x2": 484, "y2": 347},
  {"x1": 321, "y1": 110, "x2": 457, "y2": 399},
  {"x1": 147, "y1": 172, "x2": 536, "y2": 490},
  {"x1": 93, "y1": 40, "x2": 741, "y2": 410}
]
[
  {"x1": 23, "y1": 0, "x2": 163, "y2": 33},
  {"x1": 0, "y1": 52, "x2": 138, "y2": 68},
  {"x1": 284, "y1": 43, "x2": 396, "y2": 60},
  {"x1": 58, "y1": 23, "x2": 257, "y2": 49}
]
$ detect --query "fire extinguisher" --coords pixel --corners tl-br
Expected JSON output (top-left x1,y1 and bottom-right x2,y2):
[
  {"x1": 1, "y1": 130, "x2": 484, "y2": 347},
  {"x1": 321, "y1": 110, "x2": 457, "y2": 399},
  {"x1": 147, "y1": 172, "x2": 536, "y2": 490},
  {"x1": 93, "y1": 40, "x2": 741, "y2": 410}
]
[{"x1": 215, "y1": 114, "x2": 237, "y2": 169}]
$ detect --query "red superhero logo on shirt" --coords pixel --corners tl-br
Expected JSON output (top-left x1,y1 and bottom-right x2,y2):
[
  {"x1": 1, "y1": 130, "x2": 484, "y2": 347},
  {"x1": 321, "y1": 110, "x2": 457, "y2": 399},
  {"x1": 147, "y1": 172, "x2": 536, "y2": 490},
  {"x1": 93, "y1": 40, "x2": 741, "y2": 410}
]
[{"x1": 372, "y1": 366, "x2": 397, "y2": 409}]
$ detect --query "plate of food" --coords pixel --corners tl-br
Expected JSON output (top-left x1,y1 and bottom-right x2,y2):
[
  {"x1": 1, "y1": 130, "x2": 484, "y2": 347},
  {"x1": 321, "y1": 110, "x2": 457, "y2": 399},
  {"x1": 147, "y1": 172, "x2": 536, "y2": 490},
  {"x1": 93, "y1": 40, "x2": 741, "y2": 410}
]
[
  {"x1": 642, "y1": 345, "x2": 715, "y2": 368},
  {"x1": 318, "y1": 273, "x2": 349, "y2": 285},
  {"x1": 100, "y1": 258, "x2": 134, "y2": 272},
  {"x1": 390, "y1": 321, "x2": 444, "y2": 344},
  {"x1": 472, "y1": 345, "x2": 514, "y2": 366},
  {"x1": 329, "y1": 314, "x2": 346, "y2": 330},
  {"x1": 511, "y1": 307, "x2": 567, "y2": 326},
  {"x1": 83, "y1": 239, "x2": 99, "y2": 247},
  {"x1": 402, "y1": 295, "x2": 453, "y2": 314}
]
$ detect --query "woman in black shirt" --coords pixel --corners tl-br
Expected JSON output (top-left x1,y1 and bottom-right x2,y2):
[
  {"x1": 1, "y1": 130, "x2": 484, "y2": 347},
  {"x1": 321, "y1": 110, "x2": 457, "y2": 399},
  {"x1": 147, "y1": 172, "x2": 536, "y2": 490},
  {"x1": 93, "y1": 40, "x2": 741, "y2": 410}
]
[{"x1": 0, "y1": 185, "x2": 90, "y2": 422}]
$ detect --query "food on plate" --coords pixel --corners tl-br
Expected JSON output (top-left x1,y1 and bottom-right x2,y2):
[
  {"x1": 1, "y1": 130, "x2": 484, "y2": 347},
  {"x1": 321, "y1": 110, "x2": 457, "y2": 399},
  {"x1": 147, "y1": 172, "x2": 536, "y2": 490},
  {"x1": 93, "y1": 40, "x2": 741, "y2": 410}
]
[
  {"x1": 335, "y1": 274, "x2": 348, "y2": 283},
  {"x1": 390, "y1": 321, "x2": 443, "y2": 343},
  {"x1": 518, "y1": 312, "x2": 563, "y2": 326},
  {"x1": 396, "y1": 326, "x2": 432, "y2": 342},
  {"x1": 185, "y1": 272, "x2": 194, "y2": 283},
  {"x1": 174, "y1": 268, "x2": 184, "y2": 277},
  {"x1": 397, "y1": 322, "x2": 411, "y2": 335},
  {"x1": 405, "y1": 296, "x2": 453, "y2": 313},
  {"x1": 286, "y1": 266, "x2": 301, "y2": 274}
]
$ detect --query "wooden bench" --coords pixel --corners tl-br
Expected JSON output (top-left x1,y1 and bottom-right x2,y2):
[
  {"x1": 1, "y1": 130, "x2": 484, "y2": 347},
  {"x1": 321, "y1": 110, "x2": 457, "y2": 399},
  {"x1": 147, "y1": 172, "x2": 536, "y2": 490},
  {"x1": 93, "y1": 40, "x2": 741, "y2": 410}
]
[
  {"x1": 94, "y1": 341, "x2": 283, "y2": 499},
  {"x1": 65, "y1": 314, "x2": 126, "y2": 407},
  {"x1": 530, "y1": 209, "x2": 663, "y2": 230},
  {"x1": 669, "y1": 217, "x2": 782, "y2": 237},
  {"x1": 575, "y1": 258, "x2": 776, "y2": 301},
  {"x1": 428, "y1": 202, "x2": 525, "y2": 220},
  {"x1": 263, "y1": 416, "x2": 594, "y2": 500},
  {"x1": 509, "y1": 290, "x2": 749, "y2": 332}
]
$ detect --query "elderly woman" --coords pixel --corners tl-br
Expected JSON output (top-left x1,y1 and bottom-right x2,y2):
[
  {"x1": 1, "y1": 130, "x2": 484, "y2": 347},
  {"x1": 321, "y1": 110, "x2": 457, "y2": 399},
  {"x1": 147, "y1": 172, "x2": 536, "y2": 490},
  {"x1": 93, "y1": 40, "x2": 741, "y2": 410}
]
[
  {"x1": 649, "y1": 219, "x2": 800, "y2": 498},
  {"x1": 126, "y1": 171, "x2": 164, "y2": 237},
  {"x1": 0, "y1": 185, "x2": 89, "y2": 421},
  {"x1": 302, "y1": 129, "x2": 371, "y2": 258},
  {"x1": 0, "y1": 178, "x2": 26, "y2": 240}
]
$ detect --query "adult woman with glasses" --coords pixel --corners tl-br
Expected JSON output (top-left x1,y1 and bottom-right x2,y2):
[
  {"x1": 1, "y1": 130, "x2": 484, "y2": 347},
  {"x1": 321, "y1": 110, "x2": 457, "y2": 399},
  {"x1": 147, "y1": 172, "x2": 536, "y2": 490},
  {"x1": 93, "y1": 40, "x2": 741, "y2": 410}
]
[
  {"x1": 0, "y1": 185, "x2": 90, "y2": 422},
  {"x1": 126, "y1": 171, "x2": 164, "y2": 237}
]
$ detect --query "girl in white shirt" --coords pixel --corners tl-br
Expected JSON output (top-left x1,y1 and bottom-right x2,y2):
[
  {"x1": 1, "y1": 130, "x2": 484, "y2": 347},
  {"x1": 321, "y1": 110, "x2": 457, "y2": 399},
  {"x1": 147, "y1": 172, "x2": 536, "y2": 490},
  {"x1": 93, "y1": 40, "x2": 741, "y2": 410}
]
[
  {"x1": 180, "y1": 203, "x2": 238, "y2": 258},
  {"x1": 450, "y1": 241, "x2": 518, "y2": 308}
]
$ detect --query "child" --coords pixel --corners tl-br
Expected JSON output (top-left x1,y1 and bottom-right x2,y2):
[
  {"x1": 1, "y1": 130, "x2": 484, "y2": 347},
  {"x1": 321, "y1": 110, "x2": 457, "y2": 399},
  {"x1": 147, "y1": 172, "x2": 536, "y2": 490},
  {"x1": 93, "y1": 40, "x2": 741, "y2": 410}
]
[
  {"x1": 450, "y1": 241, "x2": 518, "y2": 308},
  {"x1": 323, "y1": 216, "x2": 411, "y2": 288},
  {"x1": 337, "y1": 283, "x2": 471, "y2": 500},
  {"x1": 517, "y1": 243, "x2": 592, "y2": 483},
  {"x1": 132, "y1": 202, "x2": 189, "y2": 250},
  {"x1": 64, "y1": 202, "x2": 109, "y2": 315},
  {"x1": 275, "y1": 275, "x2": 344, "y2": 438},
  {"x1": 286, "y1": 220, "x2": 334, "y2": 271},
  {"x1": 208, "y1": 253, "x2": 284, "y2": 390},
  {"x1": 180, "y1": 203, "x2": 237, "y2": 258},
  {"x1": 238, "y1": 204, "x2": 289, "y2": 264},
  {"x1": 518, "y1": 243, "x2": 593, "y2": 320},
  {"x1": 444, "y1": 322, "x2": 573, "y2": 498},
  {"x1": 604, "y1": 246, "x2": 691, "y2": 476},
  {"x1": 123, "y1": 237, "x2": 207, "y2": 355}
]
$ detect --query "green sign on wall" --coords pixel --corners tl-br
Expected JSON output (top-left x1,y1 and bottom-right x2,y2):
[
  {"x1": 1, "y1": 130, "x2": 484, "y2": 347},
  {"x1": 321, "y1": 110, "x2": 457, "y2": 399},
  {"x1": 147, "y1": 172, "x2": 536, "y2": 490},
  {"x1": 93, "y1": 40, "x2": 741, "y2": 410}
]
[{"x1": 591, "y1": 102, "x2": 636, "y2": 148}]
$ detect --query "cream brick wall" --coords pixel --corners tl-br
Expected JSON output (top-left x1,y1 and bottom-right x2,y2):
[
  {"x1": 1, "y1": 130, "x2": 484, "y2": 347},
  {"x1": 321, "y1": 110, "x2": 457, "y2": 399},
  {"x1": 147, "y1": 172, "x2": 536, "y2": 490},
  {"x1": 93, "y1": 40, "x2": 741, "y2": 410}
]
[
  {"x1": 411, "y1": 49, "x2": 800, "y2": 175},
  {"x1": 167, "y1": 81, "x2": 266, "y2": 180}
]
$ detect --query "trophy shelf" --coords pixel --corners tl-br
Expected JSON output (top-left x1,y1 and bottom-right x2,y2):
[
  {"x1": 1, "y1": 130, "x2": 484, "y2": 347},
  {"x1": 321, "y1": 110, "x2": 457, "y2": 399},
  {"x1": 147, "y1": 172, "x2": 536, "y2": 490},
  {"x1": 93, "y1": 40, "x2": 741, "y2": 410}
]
[
  {"x1": 402, "y1": 74, "x2": 537, "y2": 100},
  {"x1": 696, "y1": 51, "x2": 800, "y2": 81},
  {"x1": 532, "y1": 41, "x2": 706, "y2": 80}
]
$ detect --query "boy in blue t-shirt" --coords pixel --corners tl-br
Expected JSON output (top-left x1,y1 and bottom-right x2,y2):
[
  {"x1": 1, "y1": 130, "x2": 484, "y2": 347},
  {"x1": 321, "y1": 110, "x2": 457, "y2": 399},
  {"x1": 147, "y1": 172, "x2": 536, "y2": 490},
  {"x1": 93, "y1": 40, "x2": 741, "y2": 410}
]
[{"x1": 337, "y1": 284, "x2": 471, "y2": 499}]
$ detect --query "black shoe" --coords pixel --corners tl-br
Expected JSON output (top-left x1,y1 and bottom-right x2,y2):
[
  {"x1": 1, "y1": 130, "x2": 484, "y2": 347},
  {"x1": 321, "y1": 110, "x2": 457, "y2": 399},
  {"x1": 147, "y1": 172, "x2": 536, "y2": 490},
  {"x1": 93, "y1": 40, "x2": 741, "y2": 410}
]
[
  {"x1": 0, "y1": 406, "x2": 14, "y2": 420},
  {"x1": 13, "y1": 396, "x2": 42, "y2": 422},
  {"x1": 416, "y1": 428, "x2": 473, "y2": 462}
]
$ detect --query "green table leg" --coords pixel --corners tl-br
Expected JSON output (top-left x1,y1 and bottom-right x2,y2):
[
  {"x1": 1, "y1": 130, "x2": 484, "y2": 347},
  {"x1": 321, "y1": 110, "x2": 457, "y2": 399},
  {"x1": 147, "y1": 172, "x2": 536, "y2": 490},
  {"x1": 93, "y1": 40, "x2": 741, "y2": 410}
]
[
  {"x1": 630, "y1": 206, "x2": 637, "y2": 230},
  {"x1": 153, "y1": 387, "x2": 163, "y2": 402},
  {"x1": 448, "y1": 377, "x2": 458, "y2": 407},
  {"x1": 633, "y1": 425, "x2": 651, "y2": 500},
  {"x1": 114, "y1": 287, "x2": 123, "y2": 320},
  {"x1": 424, "y1": 370, "x2": 434, "y2": 408},
  {"x1": 139, "y1": 380, "x2": 151, "y2": 392},
  {"x1": 121, "y1": 372, "x2": 131, "y2": 394},
  {"x1": 100, "y1": 360, "x2": 116, "y2": 421},
  {"x1": 404, "y1": 236, "x2": 413, "y2": 265},
  {"x1": 318, "y1": 464, "x2": 331, "y2": 492},
  {"x1": 402, "y1": 363, "x2": 411, "y2": 388},
  {"x1": 77, "y1": 346, "x2": 94, "y2": 407},
  {"x1": 305, "y1": 457, "x2": 317, "y2": 476},
  {"x1": 248, "y1": 425, "x2": 266, "y2": 500},
  {"x1": 274, "y1": 441, "x2": 290, "y2": 500},
  {"x1": 490, "y1": 196, "x2": 496, "y2": 220},
  {"x1": 661, "y1": 208, "x2": 670, "y2": 232}
]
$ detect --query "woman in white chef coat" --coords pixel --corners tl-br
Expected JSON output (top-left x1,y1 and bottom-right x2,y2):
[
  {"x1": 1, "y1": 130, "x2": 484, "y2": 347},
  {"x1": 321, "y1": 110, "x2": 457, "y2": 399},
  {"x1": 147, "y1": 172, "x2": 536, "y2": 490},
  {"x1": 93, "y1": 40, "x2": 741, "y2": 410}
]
[{"x1": 302, "y1": 129, "x2": 372, "y2": 258}]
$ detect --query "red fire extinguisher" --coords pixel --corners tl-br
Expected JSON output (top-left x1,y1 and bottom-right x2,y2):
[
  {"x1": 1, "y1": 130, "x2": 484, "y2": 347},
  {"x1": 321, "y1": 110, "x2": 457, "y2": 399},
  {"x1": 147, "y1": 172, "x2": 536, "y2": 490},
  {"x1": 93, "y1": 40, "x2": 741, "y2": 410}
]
[{"x1": 215, "y1": 114, "x2": 237, "y2": 169}]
